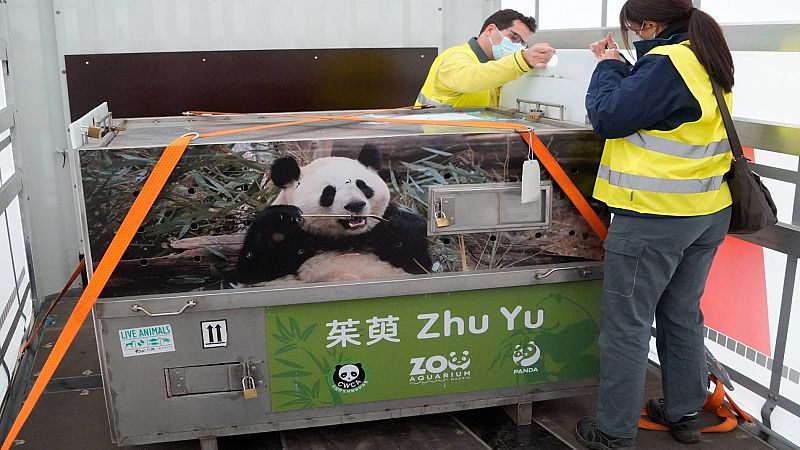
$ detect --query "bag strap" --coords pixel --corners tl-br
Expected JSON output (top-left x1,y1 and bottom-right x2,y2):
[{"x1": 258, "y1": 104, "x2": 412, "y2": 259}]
[{"x1": 711, "y1": 80, "x2": 744, "y2": 160}]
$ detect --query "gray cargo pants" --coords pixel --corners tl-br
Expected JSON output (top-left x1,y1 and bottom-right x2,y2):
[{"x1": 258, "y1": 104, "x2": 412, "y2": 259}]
[{"x1": 595, "y1": 207, "x2": 731, "y2": 438}]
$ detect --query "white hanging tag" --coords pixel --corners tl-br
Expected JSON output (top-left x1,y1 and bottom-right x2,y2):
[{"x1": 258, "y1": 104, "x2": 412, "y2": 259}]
[{"x1": 521, "y1": 159, "x2": 541, "y2": 204}]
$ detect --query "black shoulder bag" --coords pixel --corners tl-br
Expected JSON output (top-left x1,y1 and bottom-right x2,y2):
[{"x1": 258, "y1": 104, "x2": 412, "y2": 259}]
[{"x1": 712, "y1": 81, "x2": 778, "y2": 234}]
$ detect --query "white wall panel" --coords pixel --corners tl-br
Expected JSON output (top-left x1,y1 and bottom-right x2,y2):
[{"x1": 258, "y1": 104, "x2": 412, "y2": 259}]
[
  {"x1": 54, "y1": 0, "x2": 445, "y2": 54},
  {"x1": 764, "y1": 248, "x2": 789, "y2": 355},
  {"x1": 733, "y1": 52, "x2": 800, "y2": 125},
  {"x1": 539, "y1": 0, "x2": 602, "y2": 29},
  {"x1": 761, "y1": 178, "x2": 796, "y2": 225},
  {"x1": 702, "y1": 0, "x2": 800, "y2": 24},
  {"x1": 776, "y1": 262, "x2": 800, "y2": 444},
  {"x1": 0, "y1": 212, "x2": 18, "y2": 341},
  {"x1": 0, "y1": 131, "x2": 13, "y2": 184},
  {"x1": 0, "y1": 58, "x2": 5, "y2": 108},
  {"x1": 501, "y1": 0, "x2": 535, "y2": 18},
  {"x1": 442, "y1": 0, "x2": 486, "y2": 49},
  {"x1": 779, "y1": 261, "x2": 800, "y2": 378},
  {"x1": 771, "y1": 407, "x2": 800, "y2": 448},
  {"x1": 7, "y1": 198, "x2": 29, "y2": 286},
  {"x1": 7, "y1": 0, "x2": 78, "y2": 298}
]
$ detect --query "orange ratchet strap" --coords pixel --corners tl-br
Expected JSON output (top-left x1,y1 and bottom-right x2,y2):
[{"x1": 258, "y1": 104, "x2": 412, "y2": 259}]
[
  {"x1": 638, "y1": 375, "x2": 753, "y2": 434},
  {"x1": 20, "y1": 258, "x2": 86, "y2": 353},
  {"x1": 2, "y1": 107, "x2": 606, "y2": 448},
  {"x1": 0, "y1": 134, "x2": 195, "y2": 450}
]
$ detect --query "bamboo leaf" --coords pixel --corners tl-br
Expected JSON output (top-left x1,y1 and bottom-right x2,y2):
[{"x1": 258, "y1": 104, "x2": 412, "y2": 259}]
[
  {"x1": 288, "y1": 317, "x2": 301, "y2": 338},
  {"x1": 302, "y1": 348, "x2": 329, "y2": 374},
  {"x1": 300, "y1": 324, "x2": 316, "y2": 341},
  {"x1": 275, "y1": 317, "x2": 291, "y2": 340},
  {"x1": 419, "y1": 146, "x2": 453, "y2": 157},
  {"x1": 274, "y1": 357, "x2": 305, "y2": 369},
  {"x1": 270, "y1": 333, "x2": 292, "y2": 344},
  {"x1": 293, "y1": 381, "x2": 313, "y2": 397},
  {"x1": 311, "y1": 379, "x2": 321, "y2": 399},
  {"x1": 206, "y1": 247, "x2": 228, "y2": 260},
  {"x1": 329, "y1": 389, "x2": 343, "y2": 406}
]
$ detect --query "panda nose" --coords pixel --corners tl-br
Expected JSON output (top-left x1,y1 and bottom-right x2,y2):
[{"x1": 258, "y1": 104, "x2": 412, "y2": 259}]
[{"x1": 344, "y1": 201, "x2": 366, "y2": 213}]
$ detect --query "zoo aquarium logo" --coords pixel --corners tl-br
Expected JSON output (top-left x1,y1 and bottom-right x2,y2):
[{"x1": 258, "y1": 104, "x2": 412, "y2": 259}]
[
  {"x1": 331, "y1": 362, "x2": 368, "y2": 393},
  {"x1": 512, "y1": 341, "x2": 541, "y2": 374},
  {"x1": 409, "y1": 350, "x2": 471, "y2": 384}
]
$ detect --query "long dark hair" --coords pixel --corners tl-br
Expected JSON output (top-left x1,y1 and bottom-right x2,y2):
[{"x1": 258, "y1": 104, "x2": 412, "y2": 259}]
[{"x1": 619, "y1": 0, "x2": 734, "y2": 91}]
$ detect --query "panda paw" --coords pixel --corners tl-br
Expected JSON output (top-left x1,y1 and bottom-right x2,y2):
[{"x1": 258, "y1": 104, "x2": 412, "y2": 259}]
[{"x1": 255, "y1": 205, "x2": 304, "y2": 231}]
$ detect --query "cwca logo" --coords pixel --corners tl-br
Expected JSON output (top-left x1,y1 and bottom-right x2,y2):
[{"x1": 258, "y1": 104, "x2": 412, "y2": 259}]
[
  {"x1": 512, "y1": 340, "x2": 541, "y2": 374},
  {"x1": 331, "y1": 362, "x2": 368, "y2": 393},
  {"x1": 409, "y1": 350, "x2": 471, "y2": 384}
]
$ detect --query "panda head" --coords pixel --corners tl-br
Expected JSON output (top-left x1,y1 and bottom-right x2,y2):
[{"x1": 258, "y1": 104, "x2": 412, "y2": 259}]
[
  {"x1": 337, "y1": 363, "x2": 362, "y2": 383},
  {"x1": 270, "y1": 145, "x2": 390, "y2": 238}
]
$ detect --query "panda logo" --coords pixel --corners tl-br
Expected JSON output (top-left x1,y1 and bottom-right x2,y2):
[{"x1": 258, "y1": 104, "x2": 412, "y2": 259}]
[
  {"x1": 512, "y1": 341, "x2": 541, "y2": 367},
  {"x1": 332, "y1": 363, "x2": 366, "y2": 391},
  {"x1": 448, "y1": 350, "x2": 471, "y2": 370}
]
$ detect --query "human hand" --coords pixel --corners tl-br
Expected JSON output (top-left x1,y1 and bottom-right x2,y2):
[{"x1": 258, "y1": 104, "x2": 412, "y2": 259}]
[
  {"x1": 590, "y1": 32, "x2": 623, "y2": 62},
  {"x1": 522, "y1": 43, "x2": 556, "y2": 69}
]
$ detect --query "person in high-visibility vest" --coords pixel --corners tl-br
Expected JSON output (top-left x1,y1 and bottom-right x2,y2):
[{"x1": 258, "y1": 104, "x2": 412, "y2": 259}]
[
  {"x1": 414, "y1": 9, "x2": 555, "y2": 108},
  {"x1": 575, "y1": 0, "x2": 735, "y2": 448}
]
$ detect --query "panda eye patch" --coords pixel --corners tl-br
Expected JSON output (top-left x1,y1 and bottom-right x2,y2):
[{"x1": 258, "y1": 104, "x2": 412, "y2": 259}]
[
  {"x1": 320, "y1": 185, "x2": 336, "y2": 207},
  {"x1": 356, "y1": 179, "x2": 374, "y2": 199}
]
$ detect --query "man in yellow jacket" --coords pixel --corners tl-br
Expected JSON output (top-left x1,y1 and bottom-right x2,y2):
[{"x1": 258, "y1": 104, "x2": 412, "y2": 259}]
[{"x1": 415, "y1": 9, "x2": 556, "y2": 108}]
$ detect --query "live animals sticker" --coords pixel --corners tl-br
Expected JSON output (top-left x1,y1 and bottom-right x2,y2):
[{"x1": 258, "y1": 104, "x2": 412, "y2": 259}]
[{"x1": 119, "y1": 324, "x2": 175, "y2": 357}]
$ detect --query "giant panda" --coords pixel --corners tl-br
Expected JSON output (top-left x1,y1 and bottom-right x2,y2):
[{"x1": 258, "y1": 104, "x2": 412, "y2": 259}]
[{"x1": 236, "y1": 144, "x2": 432, "y2": 284}]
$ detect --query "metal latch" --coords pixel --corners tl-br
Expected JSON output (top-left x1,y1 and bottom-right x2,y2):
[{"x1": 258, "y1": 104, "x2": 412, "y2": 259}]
[
  {"x1": 516, "y1": 99, "x2": 565, "y2": 121},
  {"x1": 165, "y1": 361, "x2": 266, "y2": 397},
  {"x1": 80, "y1": 111, "x2": 126, "y2": 141},
  {"x1": 428, "y1": 182, "x2": 551, "y2": 236}
]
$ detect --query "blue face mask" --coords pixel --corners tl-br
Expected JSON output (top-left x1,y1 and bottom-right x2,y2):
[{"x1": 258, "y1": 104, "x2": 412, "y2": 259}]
[{"x1": 490, "y1": 30, "x2": 524, "y2": 60}]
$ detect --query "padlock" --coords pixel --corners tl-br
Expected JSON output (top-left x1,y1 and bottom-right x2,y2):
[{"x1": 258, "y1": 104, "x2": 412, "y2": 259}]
[
  {"x1": 435, "y1": 211, "x2": 450, "y2": 228},
  {"x1": 242, "y1": 376, "x2": 258, "y2": 399},
  {"x1": 86, "y1": 126, "x2": 104, "y2": 139}
]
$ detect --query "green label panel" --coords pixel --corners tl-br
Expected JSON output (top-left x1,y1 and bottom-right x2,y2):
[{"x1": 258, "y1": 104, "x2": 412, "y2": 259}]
[{"x1": 265, "y1": 281, "x2": 601, "y2": 411}]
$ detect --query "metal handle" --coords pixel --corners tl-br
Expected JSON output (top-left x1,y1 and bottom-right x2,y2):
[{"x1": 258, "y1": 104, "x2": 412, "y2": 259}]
[
  {"x1": 131, "y1": 300, "x2": 197, "y2": 316},
  {"x1": 534, "y1": 266, "x2": 591, "y2": 280},
  {"x1": 516, "y1": 99, "x2": 565, "y2": 121}
]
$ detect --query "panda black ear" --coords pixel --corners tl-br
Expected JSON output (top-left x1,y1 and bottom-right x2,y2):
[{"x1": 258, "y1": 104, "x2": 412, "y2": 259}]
[
  {"x1": 335, "y1": 364, "x2": 343, "y2": 371},
  {"x1": 270, "y1": 157, "x2": 301, "y2": 188},
  {"x1": 355, "y1": 362, "x2": 363, "y2": 369},
  {"x1": 357, "y1": 144, "x2": 382, "y2": 170}
]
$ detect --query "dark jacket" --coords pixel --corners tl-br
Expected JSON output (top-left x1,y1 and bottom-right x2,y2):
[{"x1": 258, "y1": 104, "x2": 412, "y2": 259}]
[{"x1": 585, "y1": 29, "x2": 700, "y2": 139}]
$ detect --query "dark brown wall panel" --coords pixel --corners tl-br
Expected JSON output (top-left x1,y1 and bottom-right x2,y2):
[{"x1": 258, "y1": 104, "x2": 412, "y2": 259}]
[{"x1": 65, "y1": 48, "x2": 437, "y2": 121}]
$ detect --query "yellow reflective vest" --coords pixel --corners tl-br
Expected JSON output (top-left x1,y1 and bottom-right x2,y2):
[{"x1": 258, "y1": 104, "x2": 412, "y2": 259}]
[
  {"x1": 593, "y1": 42, "x2": 733, "y2": 216},
  {"x1": 415, "y1": 38, "x2": 532, "y2": 108}
]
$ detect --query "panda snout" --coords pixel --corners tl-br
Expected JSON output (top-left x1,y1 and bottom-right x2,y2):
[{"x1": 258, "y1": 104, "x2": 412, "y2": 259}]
[{"x1": 344, "y1": 200, "x2": 366, "y2": 213}]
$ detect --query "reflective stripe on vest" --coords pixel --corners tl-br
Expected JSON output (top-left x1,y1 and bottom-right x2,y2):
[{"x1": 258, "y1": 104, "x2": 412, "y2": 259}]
[
  {"x1": 624, "y1": 133, "x2": 731, "y2": 159},
  {"x1": 592, "y1": 41, "x2": 733, "y2": 216},
  {"x1": 416, "y1": 92, "x2": 452, "y2": 108},
  {"x1": 597, "y1": 164, "x2": 724, "y2": 194}
]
